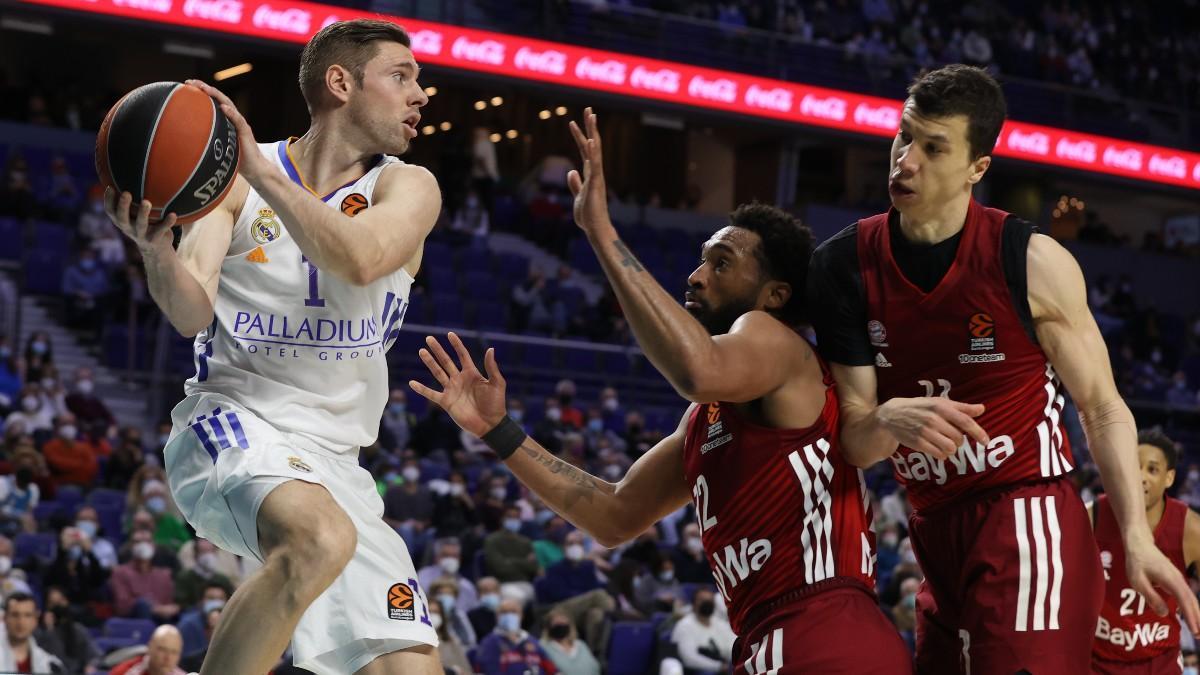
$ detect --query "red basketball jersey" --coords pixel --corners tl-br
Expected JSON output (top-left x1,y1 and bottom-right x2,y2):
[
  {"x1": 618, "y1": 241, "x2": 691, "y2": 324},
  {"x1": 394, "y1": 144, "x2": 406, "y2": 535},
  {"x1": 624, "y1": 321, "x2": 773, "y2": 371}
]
[
  {"x1": 857, "y1": 199, "x2": 1073, "y2": 512},
  {"x1": 1093, "y1": 494, "x2": 1187, "y2": 661},
  {"x1": 681, "y1": 357, "x2": 877, "y2": 636}
]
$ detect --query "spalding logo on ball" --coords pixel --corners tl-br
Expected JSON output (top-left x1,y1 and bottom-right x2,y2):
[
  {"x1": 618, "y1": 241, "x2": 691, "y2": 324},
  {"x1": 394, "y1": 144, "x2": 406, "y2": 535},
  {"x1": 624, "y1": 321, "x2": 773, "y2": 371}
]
[{"x1": 95, "y1": 81, "x2": 240, "y2": 225}]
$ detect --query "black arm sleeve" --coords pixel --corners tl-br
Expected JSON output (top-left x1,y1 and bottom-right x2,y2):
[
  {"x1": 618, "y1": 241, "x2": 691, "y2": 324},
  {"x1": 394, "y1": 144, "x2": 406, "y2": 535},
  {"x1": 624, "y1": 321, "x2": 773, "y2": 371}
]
[
  {"x1": 1001, "y1": 216, "x2": 1038, "y2": 345},
  {"x1": 805, "y1": 224, "x2": 875, "y2": 366}
]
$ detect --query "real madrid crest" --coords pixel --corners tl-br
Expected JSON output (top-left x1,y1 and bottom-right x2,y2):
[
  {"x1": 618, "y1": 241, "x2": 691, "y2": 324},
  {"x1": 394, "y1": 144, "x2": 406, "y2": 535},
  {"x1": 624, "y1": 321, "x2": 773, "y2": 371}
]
[
  {"x1": 287, "y1": 456, "x2": 313, "y2": 473},
  {"x1": 251, "y1": 208, "x2": 281, "y2": 245}
]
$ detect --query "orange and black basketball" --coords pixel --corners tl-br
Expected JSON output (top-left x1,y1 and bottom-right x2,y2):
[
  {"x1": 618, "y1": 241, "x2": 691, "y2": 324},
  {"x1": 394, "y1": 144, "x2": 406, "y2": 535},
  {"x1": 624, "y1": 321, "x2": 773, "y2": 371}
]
[
  {"x1": 969, "y1": 312, "x2": 995, "y2": 338},
  {"x1": 341, "y1": 192, "x2": 368, "y2": 216},
  {"x1": 387, "y1": 583, "x2": 414, "y2": 610},
  {"x1": 95, "y1": 81, "x2": 240, "y2": 225}
]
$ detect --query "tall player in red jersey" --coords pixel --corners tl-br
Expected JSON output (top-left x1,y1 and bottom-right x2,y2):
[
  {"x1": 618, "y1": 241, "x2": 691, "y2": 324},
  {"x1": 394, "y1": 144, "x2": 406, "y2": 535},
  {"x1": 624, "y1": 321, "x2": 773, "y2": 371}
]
[
  {"x1": 1091, "y1": 429, "x2": 1200, "y2": 675},
  {"x1": 806, "y1": 64, "x2": 1200, "y2": 674},
  {"x1": 408, "y1": 110, "x2": 910, "y2": 673}
]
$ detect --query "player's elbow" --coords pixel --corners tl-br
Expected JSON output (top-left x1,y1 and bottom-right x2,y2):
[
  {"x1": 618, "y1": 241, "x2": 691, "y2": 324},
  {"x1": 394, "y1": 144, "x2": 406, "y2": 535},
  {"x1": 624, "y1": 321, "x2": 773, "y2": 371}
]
[{"x1": 173, "y1": 313, "x2": 214, "y2": 339}]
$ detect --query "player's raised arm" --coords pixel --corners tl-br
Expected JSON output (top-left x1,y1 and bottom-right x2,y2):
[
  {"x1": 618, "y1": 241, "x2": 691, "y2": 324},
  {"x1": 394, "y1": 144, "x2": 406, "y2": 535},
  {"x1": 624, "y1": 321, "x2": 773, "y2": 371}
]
[
  {"x1": 104, "y1": 180, "x2": 241, "y2": 337},
  {"x1": 564, "y1": 109, "x2": 795, "y2": 403},
  {"x1": 187, "y1": 79, "x2": 440, "y2": 287},
  {"x1": 409, "y1": 332, "x2": 692, "y2": 547},
  {"x1": 1027, "y1": 233, "x2": 1200, "y2": 634}
]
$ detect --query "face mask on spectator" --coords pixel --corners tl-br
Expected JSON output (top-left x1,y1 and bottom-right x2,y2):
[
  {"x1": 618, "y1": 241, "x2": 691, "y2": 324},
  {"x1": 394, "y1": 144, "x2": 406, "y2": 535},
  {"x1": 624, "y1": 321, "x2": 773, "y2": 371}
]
[
  {"x1": 658, "y1": 569, "x2": 674, "y2": 583},
  {"x1": 197, "y1": 552, "x2": 218, "y2": 572},
  {"x1": 41, "y1": 378, "x2": 56, "y2": 389},
  {"x1": 490, "y1": 486, "x2": 507, "y2": 501},
  {"x1": 75, "y1": 520, "x2": 98, "y2": 539},
  {"x1": 202, "y1": 598, "x2": 225, "y2": 614},
  {"x1": 480, "y1": 593, "x2": 500, "y2": 611},
  {"x1": 68, "y1": 545, "x2": 83, "y2": 561},
  {"x1": 21, "y1": 396, "x2": 37, "y2": 412},
  {"x1": 146, "y1": 496, "x2": 167, "y2": 514},
  {"x1": 439, "y1": 557, "x2": 460, "y2": 575},
  {"x1": 0, "y1": 556, "x2": 10, "y2": 575},
  {"x1": 30, "y1": 341, "x2": 47, "y2": 355},
  {"x1": 685, "y1": 537, "x2": 704, "y2": 555},
  {"x1": 510, "y1": 409, "x2": 524, "y2": 423},
  {"x1": 602, "y1": 398, "x2": 619, "y2": 412},
  {"x1": 880, "y1": 532, "x2": 899, "y2": 549},
  {"x1": 503, "y1": 518, "x2": 522, "y2": 533},
  {"x1": 59, "y1": 425, "x2": 78, "y2": 441},
  {"x1": 437, "y1": 593, "x2": 456, "y2": 613},
  {"x1": 565, "y1": 544, "x2": 585, "y2": 562},
  {"x1": 133, "y1": 542, "x2": 155, "y2": 561},
  {"x1": 0, "y1": 347, "x2": 11, "y2": 360},
  {"x1": 1183, "y1": 667, "x2": 1198, "y2": 675},
  {"x1": 77, "y1": 380, "x2": 94, "y2": 395},
  {"x1": 388, "y1": 402, "x2": 406, "y2": 415},
  {"x1": 548, "y1": 623, "x2": 570, "y2": 640},
  {"x1": 696, "y1": 600, "x2": 715, "y2": 618},
  {"x1": 587, "y1": 419, "x2": 604, "y2": 433},
  {"x1": 545, "y1": 407, "x2": 562, "y2": 422},
  {"x1": 448, "y1": 483, "x2": 465, "y2": 496},
  {"x1": 80, "y1": 259, "x2": 97, "y2": 271},
  {"x1": 497, "y1": 612, "x2": 521, "y2": 633},
  {"x1": 158, "y1": 433, "x2": 170, "y2": 447},
  {"x1": 402, "y1": 467, "x2": 420, "y2": 483}
]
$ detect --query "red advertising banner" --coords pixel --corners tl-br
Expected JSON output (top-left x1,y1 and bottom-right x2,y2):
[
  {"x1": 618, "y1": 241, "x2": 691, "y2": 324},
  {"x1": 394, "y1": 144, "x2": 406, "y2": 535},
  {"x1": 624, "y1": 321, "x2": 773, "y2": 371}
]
[{"x1": 18, "y1": 0, "x2": 1200, "y2": 190}]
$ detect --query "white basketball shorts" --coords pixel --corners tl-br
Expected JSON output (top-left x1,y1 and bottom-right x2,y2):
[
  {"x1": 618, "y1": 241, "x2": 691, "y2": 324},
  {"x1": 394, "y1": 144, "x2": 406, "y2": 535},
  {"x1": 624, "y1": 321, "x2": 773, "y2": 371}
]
[{"x1": 164, "y1": 393, "x2": 438, "y2": 674}]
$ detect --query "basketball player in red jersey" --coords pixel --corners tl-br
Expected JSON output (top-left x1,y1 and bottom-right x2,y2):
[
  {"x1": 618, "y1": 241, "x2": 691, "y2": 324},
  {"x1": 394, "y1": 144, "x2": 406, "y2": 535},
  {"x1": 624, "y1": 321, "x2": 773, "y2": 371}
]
[
  {"x1": 409, "y1": 110, "x2": 911, "y2": 673},
  {"x1": 1092, "y1": 430, "x2": 1200, "y2": 675},
  {"x1": 806, "y1": 64, "x2": 1200, "y2": 674}
]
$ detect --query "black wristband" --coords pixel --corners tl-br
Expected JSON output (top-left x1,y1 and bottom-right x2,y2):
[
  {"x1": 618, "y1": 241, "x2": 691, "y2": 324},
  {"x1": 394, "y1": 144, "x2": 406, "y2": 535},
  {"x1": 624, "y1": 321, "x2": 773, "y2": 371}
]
[{"x1": 481, "y1": 416, "x2": 527, "y2": 460}]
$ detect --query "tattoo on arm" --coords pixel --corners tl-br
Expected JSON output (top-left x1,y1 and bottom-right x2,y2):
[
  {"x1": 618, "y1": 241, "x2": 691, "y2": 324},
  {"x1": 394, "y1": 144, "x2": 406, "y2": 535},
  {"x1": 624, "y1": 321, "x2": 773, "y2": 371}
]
[
  {"x1": 612, "y1": 240, "x2": 645, "y2": 272},
  {"x1": 520, "y1": 442, "x2": 609, "y2": 509}
]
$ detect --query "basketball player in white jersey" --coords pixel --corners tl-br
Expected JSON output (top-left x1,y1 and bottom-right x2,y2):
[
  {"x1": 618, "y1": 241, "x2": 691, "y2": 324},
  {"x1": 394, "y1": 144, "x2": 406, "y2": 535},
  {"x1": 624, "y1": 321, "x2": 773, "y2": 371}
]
[{"x1": 102, "y1": 19, "x2": 443, "y2": 675}]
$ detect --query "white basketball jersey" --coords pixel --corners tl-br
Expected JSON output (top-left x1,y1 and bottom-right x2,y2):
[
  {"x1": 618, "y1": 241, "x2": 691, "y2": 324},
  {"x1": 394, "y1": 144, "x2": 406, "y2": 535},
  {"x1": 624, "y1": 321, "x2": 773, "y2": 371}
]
[{"x1": 184, "y1": 139, "x2": 414, "y2": 454}]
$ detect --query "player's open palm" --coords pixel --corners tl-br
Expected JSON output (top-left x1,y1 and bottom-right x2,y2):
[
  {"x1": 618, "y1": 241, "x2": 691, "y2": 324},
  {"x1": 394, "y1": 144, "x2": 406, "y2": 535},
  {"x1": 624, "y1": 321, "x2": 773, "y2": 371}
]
[
  {"x1": 1127, "y1": 539, "x2": 1200, "y2": 635},
  {"x1": 566, "y1": 107, "x2": 611, "y2": 234},
  {"x1": 409, "y1": 332, "x2": 507, "y2": 438}
]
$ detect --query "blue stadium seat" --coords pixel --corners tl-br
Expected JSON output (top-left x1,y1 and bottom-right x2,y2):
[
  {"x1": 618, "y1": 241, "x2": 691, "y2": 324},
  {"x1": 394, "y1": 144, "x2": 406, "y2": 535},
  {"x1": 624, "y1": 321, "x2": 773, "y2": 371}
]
[
  {"x1": 93, "y1": 505, "x2": 124, "y2": 545},
  {"x1": 56, "y1": 485, "x2": 83, "y2": 512},
  {"x1": 474, "y1": 303, "x2": 507, "y2": 330},
  {"x1": 431, "y1": 294, "x2": 466, "y2": 327},
  {"x1": 601, "y1": 350, "x2": 634, "y2": 375},
  {"x1": 32, "y1": 501, "x2": 60, "y2": 524},
  {"x1": 23, "y1": 249, "x2": 63, "y2": 295},
  {"x1": 426, "y1": 267, "x2": 458, "y2": 294},
  {"x1": 104, "y1": 617, "x2": 157, "y2": 643},
  {"x1": 521, "y1": 344, "x2": 556, "y2": 370},
  {"x1": 457, "y1": 247, "x2": 492, "y2": 273},
  {"x1": 495, "y1": 253, "x2": 530, "y2": 282},
  {"x1": 0, "y1": 217, "x2": 21, "y2": 260},
  {"x1": 563, "y1": 349, "x2": 597, "y2": 373},
  {"x1": 14, "y1": 532, "x2": 57, "y2": 566},
  {"x1": 94, "y1": 636, "x2": 141, "y2": 654},
  {"x1": 33, "y1": 222, "x2": 70, "y2": 252},
  {"x1": 606, "y1": 622, "x2": 656, "y2": 675},
  {"x1": 88, "y1": 488, "x2": 125, "y2": 510}
]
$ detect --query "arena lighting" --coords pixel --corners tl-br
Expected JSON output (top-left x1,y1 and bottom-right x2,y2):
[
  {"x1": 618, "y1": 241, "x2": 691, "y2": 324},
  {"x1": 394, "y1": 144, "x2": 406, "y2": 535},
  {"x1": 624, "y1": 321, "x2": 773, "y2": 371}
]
[
  {"x1": 439, "y1": 121, "x2": 451, "y2": 131},
  {"x1": 17, "y1": 0, "x2": 1200, "y2": 191},
  {"x1": 490, "y1": 96, "x2": 503, "y2": 106},
  {"x1": 213, "y1": 62, "x2": 252, "y2": 80},
  {"x1": 421, "y1": 125, "x2": 434, "y2": 135},
  {"x1": 538, "y1": 109, "x2": 551, "y2": 119},
  {"x1": 505, "y1": 129, "x2": 518, "y2": 139},
  {"x1": 554, "y1": 106, "x2": 568, "y2": 117},
  {"x1": 472, "y1": 100, "x2": 486, "y2": 111},
  {"x1": 488, "y1": 132, "x2": 501, "y2": 143},
  {"x1": 423, "y1": 86, "x2": 437, "y2": 96}
]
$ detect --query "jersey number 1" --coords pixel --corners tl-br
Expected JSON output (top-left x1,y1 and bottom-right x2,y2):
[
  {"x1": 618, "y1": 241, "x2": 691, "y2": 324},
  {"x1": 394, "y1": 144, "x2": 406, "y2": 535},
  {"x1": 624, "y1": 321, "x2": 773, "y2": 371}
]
[{"x1": 302, "y1": 255, "x2": 326, "y2": 307}]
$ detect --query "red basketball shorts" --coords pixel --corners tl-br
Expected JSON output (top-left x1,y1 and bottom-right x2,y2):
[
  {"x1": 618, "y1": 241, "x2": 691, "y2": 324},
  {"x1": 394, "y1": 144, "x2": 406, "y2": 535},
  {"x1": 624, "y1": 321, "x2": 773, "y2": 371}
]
[
  {"x1": 909, "y1": 477, "x2": 1104, "y2": 675},
  {"x1": 732, "y1": 584, "x2": 913, "y2": 674},
  {"x1": 1092, "y1": 649, "x2": 1183, "y2": 675}
]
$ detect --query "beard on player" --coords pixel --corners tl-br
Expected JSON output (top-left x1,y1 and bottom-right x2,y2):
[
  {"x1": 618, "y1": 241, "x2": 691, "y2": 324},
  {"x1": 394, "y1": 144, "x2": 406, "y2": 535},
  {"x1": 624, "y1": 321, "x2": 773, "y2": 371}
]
[{"x1": 684, "y1": 287, "x2": 760, "y2": 336}]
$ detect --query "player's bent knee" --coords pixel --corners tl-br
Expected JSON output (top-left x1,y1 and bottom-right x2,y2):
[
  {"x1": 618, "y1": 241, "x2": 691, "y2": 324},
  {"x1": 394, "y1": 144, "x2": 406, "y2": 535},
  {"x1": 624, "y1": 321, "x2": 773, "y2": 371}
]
[{"x1": 257, "y1": 480, "x2": 357, "y2": 582}]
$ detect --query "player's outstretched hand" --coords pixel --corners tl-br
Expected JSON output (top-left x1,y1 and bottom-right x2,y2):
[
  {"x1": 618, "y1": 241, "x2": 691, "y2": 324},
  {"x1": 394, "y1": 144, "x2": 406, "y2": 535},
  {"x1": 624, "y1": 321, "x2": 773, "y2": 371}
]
[
  {"x1": 103, "y1": 188, "x2": 176, "y2": 254},
  {"x1": 409, "y1": 332, "x2": 508, "y2": 438},
  {"x1": 1127, "y1": 538, "x2": 1200, "y2": 636},
  {"x1": 566, "y1": 107, "x2": 612, "y2": 234},
  {"x1": 877, "y1": 396, "x2": 990, "y2": 460},
  {"x1": 185, "y1": 79, "x2": 270, "y2": 185}
]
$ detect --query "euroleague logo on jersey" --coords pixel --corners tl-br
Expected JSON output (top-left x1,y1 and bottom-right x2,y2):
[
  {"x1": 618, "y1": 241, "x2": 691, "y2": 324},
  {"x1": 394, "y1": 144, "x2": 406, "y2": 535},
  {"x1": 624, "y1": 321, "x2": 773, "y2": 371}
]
[
  {"x1": 341, "y1": 193, "x2": 368, "y2": 217},
  {"x1": 968, "y1": 312, "x2": 995, "y2": 351},
  {"x1": 387, "y1": 582, "x2": 415, "y2": 621}
]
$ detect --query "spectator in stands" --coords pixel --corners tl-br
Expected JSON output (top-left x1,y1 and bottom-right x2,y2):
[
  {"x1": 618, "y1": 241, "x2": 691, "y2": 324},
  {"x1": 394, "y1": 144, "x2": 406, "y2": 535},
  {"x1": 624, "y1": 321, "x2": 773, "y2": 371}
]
[
  {"x1": 173, "y1": 538, "x2": 234, "y2": 608},
  {"x1": 0, "y1": 592, "x2": 64, "y2": 673},
  {"x1": 0, "y1": 536, "x2": 32, "y2": 600},
  {"x1": 35, "y1": 585, "x2": 99, "y2": 674},
  {"x1": 449, "y1": 189, "x2": 490, "y2": 245},
  {"x1": 36, "y1": 367, "x2": 68, "y2": 419},
  {"x1": 106, "y1": 427, "x2": 146, "y2": 490},
  {"x1": 73, "y1": 505, "x2": 117, "y2": 569},
  {"x1": 0, "y1": 467, "x2": 38, "y2": 536},
  {"x1": 379, "y1": 388, "x2": 416, "y2": 452},
  {"x1": 892, "y1": 576, "x2": 920, "y2": 653},
  {"x1": 469, "y1": 576, "x2": 502, "y2": 639},
  {"x1": 121, "y1": 508, "x2": 180, "y2": 571},
  {"x1": 6, "y1": 441, "x2": 52, "y2": 500},
  {"x1": 671, "y1": 523, "x2": 714, "y2": 584},
  {"x1": 432, "y1": 471, "x2": 480, "y2": 540},
  {"x1": 1, "y1": 155, "x2": 36, "y2": 220},
  {"x1": 598, "y1": 387, "x2": 624, "y2": 432},
  {"x1": 109, "y1": 624, "x2": 185, "y2": 675},
  {"x1": 471, "y1": 126, "x2": 499, "y2": 209},
  {"x1": 430, "y1": 595, "x2": 473, "y2": 675},
  {"x1": 1167, "y1": 371, "x2": 1198, "y2": 409},
  {"x1": 484, "y1": 506, "x2": 540, "y2": 603},
  {"x1": 5, "y1": 385, "x2": 54, "y2": 435},
  {"x1": 476, "y1": 597, "x2": 556, "y2": 675},
  {"x1": 635, "y1": 555, "x2": 682, "y2": 615},
  {"x1": 45, "y1": 525, "x2": 108, "y2": 610},
  {"x1": 622, "y1": 410, "x2": 657, "y2": 456},
  {"x1": 554, "y1": 380, "x2": 584, "y2": 429},
  {"x1": 127, "y1": 471, "x2": 189, "y2": 553},
  {"x1": 65, "y1": 367, "x2": 114, "y2": 432},
  {"x1": 77, "y1": 184, "x2": 109, "y2": 241},
  {"x1": 533, "y1": 516, "x2": 568, "y2": 569},
  {"x1": 542, "y1": 609, "x2": 600, "y2": 675},
  {"x1": 22, "y1": 333, "x2": 53, "y2": 384},
  {"x1": 179, "y1": 607, "x2": 221, "y2": 673},
  {"x1": 539, "y1": 530, "x2": 602, "y2": 604},
  {"x1": 178, "y1": 536, "x2": 244, "y2": 586},
  {"x1": 43, "y1": 413, "x2": 99, "y2": 487},
  {"x1": 418, "y1": 538, "x2": 478, "y2": 611},
  {"x1": 670, "y1": 588, "x2": 735, "y2": 675},
  {"x1": 110, "y1": 529, "x2": 178, "y2": 620},
  {"x1": 382, "y1": 458, "x2": 434, "y2": 552},
  {"x1": 428, "y1": 578, "x2": 478, "y2": 647},
  {"x1": 43, "y1": 157, "x2": 80, "y2": 218},
  {"x1": 177, "y1": 581, "x2": 227, "y2": 658},
  {"x1": 62, "y1": 248, "x2": 110, "y2": 331},
  {"x1": 533, "y1": 397, "x2": 571, "y2": 454},
  {"x1": 477, "y1": 475, "x2": 511, "y2": 532},
  {"x1": 0, "y1": 337, "x2": 20, "y2": 412}
]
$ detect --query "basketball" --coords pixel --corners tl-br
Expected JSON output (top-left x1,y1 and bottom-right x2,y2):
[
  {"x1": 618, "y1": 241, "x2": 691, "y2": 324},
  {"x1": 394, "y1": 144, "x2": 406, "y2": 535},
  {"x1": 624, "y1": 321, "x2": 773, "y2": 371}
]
[
  {"x1": 95, "y1": 81, "x2": 240, "y2": 225},
  {"x1": 387, "y1": 583, "x2": 414, "y2": 609}
]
